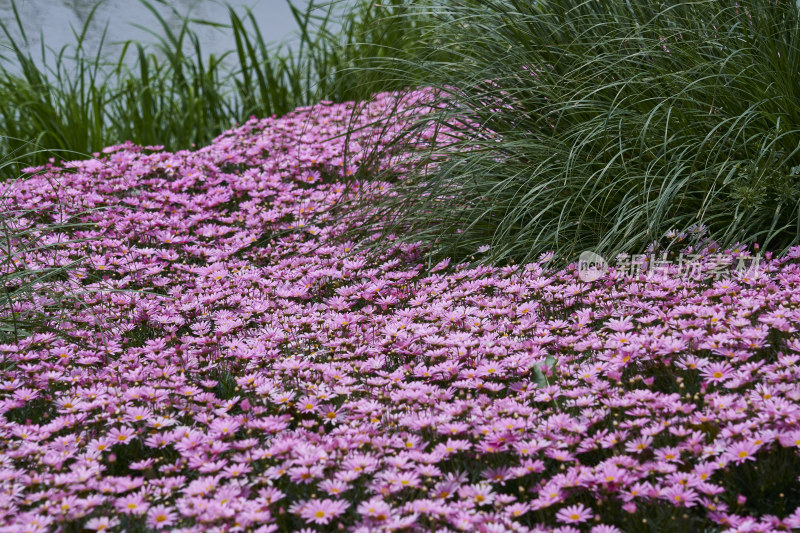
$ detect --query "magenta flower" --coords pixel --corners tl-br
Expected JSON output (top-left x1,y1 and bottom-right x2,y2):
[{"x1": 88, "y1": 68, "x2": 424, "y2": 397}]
[
  {"x1": 108, "y1": 426, "x2": 136, "y2": 445},
  {"x1": 700, "y1": 362, "x2": 734, "y2": 384},
  {"x1": 591, "y1": 526, "x2": 623, "y2": 533},
  {"x1": 663, "y1": 486, "x2": 699, "y2": 507},
  {"x1": 115, "y1": 493, "x2": 150, "y2": 515},
  {"x1": 295, "y1": 498, "x2": 348, "y2": 525},
  {"x1": 357, "y1": 497, "x2": 392, "y2": 521},
  {"x1": 85, "y1": 517, "x2": 119, "y2": 531},
  {"x1": 556, "y1": 503, "x2": 594, "y2": 523},
  {"x1": 725, "y1": 440, "x2": 761, "y2": 465},
  {"x1": 147, "y1": 505, "x2": 177, "y2": 529}
]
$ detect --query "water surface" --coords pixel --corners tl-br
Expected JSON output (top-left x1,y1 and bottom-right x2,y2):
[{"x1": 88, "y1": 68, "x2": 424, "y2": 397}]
[{"x1": 0, "y1": 0, "x2": 344, "y2": 71}]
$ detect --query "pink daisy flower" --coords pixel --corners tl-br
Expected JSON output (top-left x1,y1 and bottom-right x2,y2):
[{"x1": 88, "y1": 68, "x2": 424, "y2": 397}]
[
  {"x1": 700, "y1": 362, "x2": 734, "y2": 384},
  {"x1": 357, "y1": 497, "x2": 392, "y2": 521},
  {"x1": 725, "y1": 440, "x2": 761, "y2": 465},
  {"x1": 296, "y1": 498, "x2": 348, "y2": 525},
  {"x1": 555, "y1": 503, "x2": 593, "y2": 524},
  {"x1": 85, "y1": 517, "x2": 119, "y2": 531},
  {"x1": 108, "y1": 426, "x2": 136, "y2": 445},
  {"x1": 147, "y1": 505, "x2": 177, "y2": 529},
  {"x1": 115, "y1": 493, "x2": 149, "y2": 515}
]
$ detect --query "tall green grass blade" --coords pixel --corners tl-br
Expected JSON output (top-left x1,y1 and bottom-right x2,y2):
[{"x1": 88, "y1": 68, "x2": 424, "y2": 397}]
[{"x1": 346, "y1": 0, "x2": 800, "y2": 264}]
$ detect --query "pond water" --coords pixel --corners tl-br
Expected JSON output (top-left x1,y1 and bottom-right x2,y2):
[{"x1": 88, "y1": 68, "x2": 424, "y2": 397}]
[{"x1": 0, "y1": 0, "x2": 349, "y2": 72}]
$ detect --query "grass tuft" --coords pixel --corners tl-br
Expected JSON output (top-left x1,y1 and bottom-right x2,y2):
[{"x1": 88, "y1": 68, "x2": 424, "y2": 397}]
[{"x1": 352, "y1": 0, "x2": 800, "y2": 265}]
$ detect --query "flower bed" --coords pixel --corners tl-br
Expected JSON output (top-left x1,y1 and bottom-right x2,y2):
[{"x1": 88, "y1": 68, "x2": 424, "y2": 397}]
[{"x1": 1, "y1": 91, "x2": 800, "y2": 532}]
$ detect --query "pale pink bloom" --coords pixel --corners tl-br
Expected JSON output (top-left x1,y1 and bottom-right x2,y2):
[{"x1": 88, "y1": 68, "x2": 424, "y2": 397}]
[
  {"x1": 295, "y1": 498, "x2": 348, "y2": 525},
  {"x1": 147, "y1": 505, "x2": 177, "y2": 529},
  {"x1": 555, "y1": 503, "x2": 593, "y2": 523},
  {"x1": 85, "y1": 517, "x2": 119, "y2": 531}
]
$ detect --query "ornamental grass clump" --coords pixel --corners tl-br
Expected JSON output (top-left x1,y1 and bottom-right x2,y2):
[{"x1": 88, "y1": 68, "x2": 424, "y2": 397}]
[
  {"x1": 1, "y1": 90, "x2": 800, "y2": 531},
  {"x1": 359, "y1": 0, "x2": 800, "y2": 265}
]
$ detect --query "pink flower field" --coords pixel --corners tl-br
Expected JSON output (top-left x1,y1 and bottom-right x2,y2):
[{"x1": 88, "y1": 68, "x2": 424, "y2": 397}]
[{"x1": 2, "y1": 90, "x2": 800, "y2": 532}]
